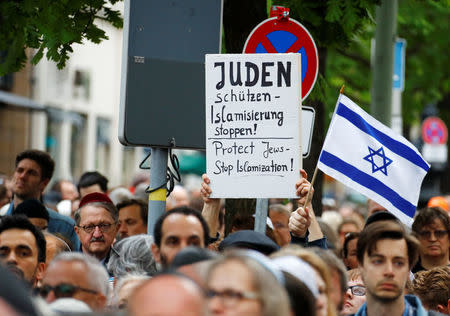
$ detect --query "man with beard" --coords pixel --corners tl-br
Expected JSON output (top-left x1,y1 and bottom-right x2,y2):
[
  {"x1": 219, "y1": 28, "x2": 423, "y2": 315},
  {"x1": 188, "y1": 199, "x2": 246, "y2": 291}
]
[
  {"x1": 0, "y1": 215, "x2": 46, "y2": 287},
  {"x1": 151, "y1": 206, "x2": 209, "y2": 269},
  {"x1": 74, "y1": 192, "x2": 119, "y2": 273},
  {"x1": 351, "y1": 220, "x2": 440, "y2": 316}
]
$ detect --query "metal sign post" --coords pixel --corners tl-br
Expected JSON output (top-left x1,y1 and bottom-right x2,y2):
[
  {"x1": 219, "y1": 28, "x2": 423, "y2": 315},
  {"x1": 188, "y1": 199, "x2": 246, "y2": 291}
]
[
  {"x1": 147, "y1": 148, "x2": 168, "y2": 235},
  {"x1": 254, "y1": 199, "x2": 269, "y2": 233},
  {"x1": 391, "y1": 38, "x2": 406, "y2": 135}
]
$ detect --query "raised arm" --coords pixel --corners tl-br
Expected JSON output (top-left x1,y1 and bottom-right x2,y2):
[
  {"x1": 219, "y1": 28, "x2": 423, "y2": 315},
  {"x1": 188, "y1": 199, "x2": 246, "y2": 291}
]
[
  {"x1": 289, "y1": 169, "x2": 326, "y2": 247},
  {"x1": 200, "y1": 174, "x2": 221, "y2": 238}
]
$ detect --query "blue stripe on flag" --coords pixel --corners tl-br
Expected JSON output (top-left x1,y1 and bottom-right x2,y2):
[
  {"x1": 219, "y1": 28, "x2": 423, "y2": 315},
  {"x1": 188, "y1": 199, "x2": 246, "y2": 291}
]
[
  {"x1": 336, "y1": 103, "x2": 429, "y2": 172},
  {"x1": 319, "y1": 150, "x2": 416, "y2": 218}
]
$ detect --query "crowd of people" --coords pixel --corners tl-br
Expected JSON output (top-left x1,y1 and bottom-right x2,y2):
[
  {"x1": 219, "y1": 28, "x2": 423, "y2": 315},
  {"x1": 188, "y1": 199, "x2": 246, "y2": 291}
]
[{"x1": 0, "y1": 149, "x2": 449, "y2": 316}]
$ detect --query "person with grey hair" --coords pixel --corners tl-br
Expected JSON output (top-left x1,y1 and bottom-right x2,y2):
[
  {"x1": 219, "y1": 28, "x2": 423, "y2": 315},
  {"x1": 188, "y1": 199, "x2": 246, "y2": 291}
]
[
  {"x1": 38, "y1": 252, "x2": 110, "y2": 311},
  {"x1": 206, "y1": 249, "x2": 291, "y2": 316},
  {"x1": 48, "y1": 297, "x2": 92, "y2": 314},
  {"x1": 108, "y1": 187, "x2": 133, "y2": 206},
  {"x1": 107, "y1": 234, "x2": 157, "y2": 279},
  {"x1": 74, "y1": 192, "x2": 119, "y2": 272}
]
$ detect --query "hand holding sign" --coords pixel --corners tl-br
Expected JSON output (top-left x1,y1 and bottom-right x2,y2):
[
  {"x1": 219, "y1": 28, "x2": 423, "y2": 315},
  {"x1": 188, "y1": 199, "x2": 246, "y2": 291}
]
[
  {"x1": 290, "y1": 168, "x2": 324, "y2": 241},
  {"x1": 295, "y1": 169, "x2": 314, "y2": 207},
  {"x1": 201, "y1": 174, "x2": 220, "y2": 207},
  {"x1": 289, "y1": 206, "x2": 311, "y2": 238},
  {"x1": 205, "y1": 53, "x2": 302, "y2": 198}
]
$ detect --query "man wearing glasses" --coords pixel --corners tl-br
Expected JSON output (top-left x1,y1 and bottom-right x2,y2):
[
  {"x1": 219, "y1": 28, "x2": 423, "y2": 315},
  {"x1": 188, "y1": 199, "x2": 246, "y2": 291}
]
[
  {"x1": 74, "y1": 192, "x2": 119, "y2": 270},
  {"x1": 411, "y1": 207, "x2": 450, "y2": 273},
  {"x1": 39, "y1": 252, "x2": 109, "y2": 311},
  {"x1": 341, "y1": 269, "x2": 366, "y2": 315}
]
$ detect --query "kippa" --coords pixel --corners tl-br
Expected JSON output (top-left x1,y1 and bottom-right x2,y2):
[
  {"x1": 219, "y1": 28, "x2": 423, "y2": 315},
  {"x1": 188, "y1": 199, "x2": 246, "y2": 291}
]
[
  {"x1": 219, "y1": 230, "x2": 280, "y2": 255},
  {"x1": 171, "y1": 246, "x2": 219, "y2": 269},
  {"x1": 364, "y1": 211, "x2": 398, "y2": 228},
  {"x1": 14, "y1": 199, "x2": 49, "y2": 221},
  {"x1": 79, "y1": 192, "x2": 113, "y2": 208},
  {"x1": 272, "y1": 256, "x2": 319, "y2": 297}
]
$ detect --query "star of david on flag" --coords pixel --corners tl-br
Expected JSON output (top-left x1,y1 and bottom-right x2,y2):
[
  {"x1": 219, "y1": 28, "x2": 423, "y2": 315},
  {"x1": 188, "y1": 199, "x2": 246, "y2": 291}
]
[
  {"x1": 363, "y1": 146, "x2": 393, "y2": 176},
  {"x1": 318, "y1": 94, "x2": 430, "y2": 226}
]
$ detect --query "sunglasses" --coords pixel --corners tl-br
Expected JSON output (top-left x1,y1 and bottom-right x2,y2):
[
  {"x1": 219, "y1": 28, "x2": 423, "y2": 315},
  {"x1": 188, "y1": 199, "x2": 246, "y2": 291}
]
[
  {"x1": 36, "y1": 283, "x2": 98, "y2": 298},
  {"x1": 417, "y1": 230, "x2": 448, "y2": 240}
]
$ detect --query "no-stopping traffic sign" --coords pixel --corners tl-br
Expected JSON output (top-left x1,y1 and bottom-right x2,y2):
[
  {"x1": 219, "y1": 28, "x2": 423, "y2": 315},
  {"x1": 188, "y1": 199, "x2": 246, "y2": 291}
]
[
  {"x1": 243, "y1": 16, "x2": 318, "y2": 100},
  {"x1": 422, "y1": 117, "x2": 448, "y2": 144}
]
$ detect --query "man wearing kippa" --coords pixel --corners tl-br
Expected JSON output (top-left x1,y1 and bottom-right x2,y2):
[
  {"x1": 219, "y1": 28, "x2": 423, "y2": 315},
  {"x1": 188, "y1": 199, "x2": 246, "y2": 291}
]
[{"x1": 74, "y1": 192, "x2": 119, "y2": 270}]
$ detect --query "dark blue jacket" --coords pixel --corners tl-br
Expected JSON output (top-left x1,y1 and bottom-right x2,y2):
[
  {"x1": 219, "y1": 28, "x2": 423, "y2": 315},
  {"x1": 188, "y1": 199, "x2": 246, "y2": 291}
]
[
  {"x1": 290, "y1": 231, "x2": 328, "y2": 249},
  {"x1": 351, "y1": 295, "x2": 444, "y2": 316}
]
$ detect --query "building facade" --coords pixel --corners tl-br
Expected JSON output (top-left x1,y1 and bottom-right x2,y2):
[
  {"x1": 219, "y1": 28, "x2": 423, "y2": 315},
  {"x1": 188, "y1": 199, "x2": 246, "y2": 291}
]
[{"x1": 0, "y1": 7, "x2": 143, "y2": 188}]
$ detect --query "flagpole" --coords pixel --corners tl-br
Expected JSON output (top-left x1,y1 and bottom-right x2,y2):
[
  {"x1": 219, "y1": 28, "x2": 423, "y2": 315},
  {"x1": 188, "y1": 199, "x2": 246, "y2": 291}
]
[{"x1": 303, "y1": 166, "x2": 318, "y2": 208}]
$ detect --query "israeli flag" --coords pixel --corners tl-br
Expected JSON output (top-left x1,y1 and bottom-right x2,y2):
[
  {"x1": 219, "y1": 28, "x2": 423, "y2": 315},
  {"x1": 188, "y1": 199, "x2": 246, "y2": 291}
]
[{"x1": 318, "y1": 95, "x2": 430, "y2": 226}]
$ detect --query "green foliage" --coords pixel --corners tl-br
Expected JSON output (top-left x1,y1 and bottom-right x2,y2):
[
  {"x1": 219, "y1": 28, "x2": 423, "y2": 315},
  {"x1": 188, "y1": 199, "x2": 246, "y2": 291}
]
[
  {"x1": 0, "y1": 0, "x2": 123, "y2": 75},
  {"x1": 277, "y1": 0, "x2": 379, "y2": 49},
  {"x1": 398, "y1": 0, "x2": 450, "y2": 125},
  {"x1": 325, "y1": 22, "x2": 374, "y2": 116},
  {"x1": 272, "y1": 0, "x2": 380, "y2": 102},
  {"x1": 324, "y1": 0, "x2": 450, "y2": 126},
  {"x1": 267, "y1": 0, "x2": 449, "y2": 129}
]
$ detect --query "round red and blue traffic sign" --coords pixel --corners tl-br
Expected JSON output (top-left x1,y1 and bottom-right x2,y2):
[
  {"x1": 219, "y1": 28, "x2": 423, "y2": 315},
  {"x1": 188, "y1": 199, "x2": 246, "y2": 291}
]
[
  {"x1": 422, "y1": 117, "x2": 448, "y2": 144},
  {"x1": 243, "y1": 17, "x2": 319, "y2": 100}
]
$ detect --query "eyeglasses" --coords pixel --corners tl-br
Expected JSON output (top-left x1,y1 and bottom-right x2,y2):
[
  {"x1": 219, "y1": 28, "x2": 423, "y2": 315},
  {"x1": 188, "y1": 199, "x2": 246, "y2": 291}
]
[
  {"x1": 347, "y1": 285, "x2": 366, "y2": 296},
  {"x1": 77, "y1": 223, "x2": 114, "y2": 233},
  {"x1": 417, "y1": 230, "x2": 448, "y2": 240},
  {"x1": 206, "y1": 289, "x2": 260, "y2": 307},
  {"x1": 36, "y1": 283, "x2": 98, "y2": 299}
]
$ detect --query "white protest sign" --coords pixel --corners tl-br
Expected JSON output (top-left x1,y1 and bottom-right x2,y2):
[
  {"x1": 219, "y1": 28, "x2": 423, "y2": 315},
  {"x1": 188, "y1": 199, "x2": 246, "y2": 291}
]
[{"x1": 205, "y1": 53, "x2": 302, "y2": 198}]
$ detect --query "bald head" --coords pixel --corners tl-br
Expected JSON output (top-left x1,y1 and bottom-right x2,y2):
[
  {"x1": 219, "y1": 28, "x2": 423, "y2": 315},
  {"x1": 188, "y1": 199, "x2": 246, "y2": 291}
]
[
  {"x1": 44, "y1": 233, "x2": 70, "y2": 265},
  {"x1": 129, "y1": 274, "x2": 206, "y2": 316},
  {"x1": 166, "y1": 185, "x2": 189, "y2": 211}
]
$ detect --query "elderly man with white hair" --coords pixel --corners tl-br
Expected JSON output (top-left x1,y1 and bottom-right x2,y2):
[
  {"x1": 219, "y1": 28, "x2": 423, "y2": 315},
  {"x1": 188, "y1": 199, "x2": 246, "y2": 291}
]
[{"x1": 38, "y1": 252, "x2": 109, "y2": 311}]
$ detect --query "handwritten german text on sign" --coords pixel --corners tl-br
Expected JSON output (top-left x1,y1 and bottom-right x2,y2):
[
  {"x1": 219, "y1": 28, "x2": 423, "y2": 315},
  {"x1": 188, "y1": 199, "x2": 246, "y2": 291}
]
[{"x1": 205, "y1": 54, "x2": 302, "y2": 198}]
